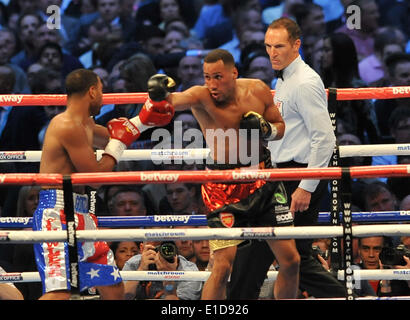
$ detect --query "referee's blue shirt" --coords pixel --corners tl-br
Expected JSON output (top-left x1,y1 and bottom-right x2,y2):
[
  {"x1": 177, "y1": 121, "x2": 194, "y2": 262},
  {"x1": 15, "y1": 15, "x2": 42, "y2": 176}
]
[{"x1": 268, "y1": 55, "x2": 336, "y2": 193}]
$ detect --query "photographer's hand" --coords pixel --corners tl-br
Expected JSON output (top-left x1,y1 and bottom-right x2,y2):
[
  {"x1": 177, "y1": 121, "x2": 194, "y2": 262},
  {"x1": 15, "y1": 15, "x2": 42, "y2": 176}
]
[{"x1": 138, "y1": 244, "x2": 157, "y2": 271}]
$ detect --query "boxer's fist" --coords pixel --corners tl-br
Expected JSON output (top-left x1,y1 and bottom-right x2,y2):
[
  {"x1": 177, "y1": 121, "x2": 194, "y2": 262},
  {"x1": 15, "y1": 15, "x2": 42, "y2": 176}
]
[
  {"x1": 147, "y1": 74, "x2": 176, "y2": 101},
  {"x1": 240, "y1": 111, "x2": 277, "y2": 140},
  {"x1": 138, "y1": 99, "x2": 175, "y2": 127},
  {"x1": 103, "y1": 118, "x2": 141, "y2": 163},
  {"x1": 107, "y1": 117, "x2": 140, "y2": 145}
]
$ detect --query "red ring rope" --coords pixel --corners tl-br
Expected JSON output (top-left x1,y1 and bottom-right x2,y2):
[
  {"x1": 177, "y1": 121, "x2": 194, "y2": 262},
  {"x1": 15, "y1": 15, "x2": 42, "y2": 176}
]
[
  {"x1": 1, "y1": 86, "x2": 409, "y2": 106},
  {"x1": 0, "y1": 165, "x2": 408, "y2": 185}
]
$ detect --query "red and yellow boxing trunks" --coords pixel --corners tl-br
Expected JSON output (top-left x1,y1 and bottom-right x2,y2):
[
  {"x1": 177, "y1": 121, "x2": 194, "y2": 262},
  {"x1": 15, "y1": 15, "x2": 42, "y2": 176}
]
[{"x1": 202, "y1": 148, "x2": 293, "y2": 251}]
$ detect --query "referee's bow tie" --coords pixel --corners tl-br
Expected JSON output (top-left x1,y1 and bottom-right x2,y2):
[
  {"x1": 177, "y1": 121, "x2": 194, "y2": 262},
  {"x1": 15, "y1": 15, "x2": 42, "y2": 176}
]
[{"x1": 275, "y1": 69, "x2": 284, "y2": 80}]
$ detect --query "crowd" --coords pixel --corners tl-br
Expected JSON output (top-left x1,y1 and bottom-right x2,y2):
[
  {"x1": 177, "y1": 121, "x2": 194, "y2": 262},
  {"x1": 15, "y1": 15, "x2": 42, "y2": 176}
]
[{"x1": 0, "y1": 0, "x2": 409, "y2": 300}]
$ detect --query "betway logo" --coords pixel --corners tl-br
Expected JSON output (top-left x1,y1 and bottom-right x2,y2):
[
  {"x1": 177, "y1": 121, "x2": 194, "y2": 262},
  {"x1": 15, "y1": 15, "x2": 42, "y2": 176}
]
[
  {"x1": 154, "y1": 215, "x2": 190, "y2": 224},
  {"x1": 0, "y1": 95, "x2": 23, "y2": 104},
  {"x1": 392, "y1": 87, "x2": 410, "y2": 95},
  {"x1": 140, "y1": 172, "x2": 180, "y2": 182},
  {"x1": 232, "y1": 171, "x2": 270, "y2": 180}
]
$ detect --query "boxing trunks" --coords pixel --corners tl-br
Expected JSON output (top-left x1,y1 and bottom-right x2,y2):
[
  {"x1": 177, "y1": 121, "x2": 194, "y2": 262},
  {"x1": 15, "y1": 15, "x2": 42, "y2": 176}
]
[
  {"x1": 33, "y1": 189, "x2": 122, "y2": 294},
  {"x1": 202, "y1": 147, "x2": 293, "y2": 251}
]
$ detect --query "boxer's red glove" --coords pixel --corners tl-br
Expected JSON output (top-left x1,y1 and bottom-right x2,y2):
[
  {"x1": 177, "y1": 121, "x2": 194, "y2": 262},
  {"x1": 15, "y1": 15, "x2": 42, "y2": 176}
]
[
  {"x1": 103, "y1": 117, "x2": 140, "y2": 163},
  {"x1": 133, "y1": 74, "x2": 176, "y2": 127}
]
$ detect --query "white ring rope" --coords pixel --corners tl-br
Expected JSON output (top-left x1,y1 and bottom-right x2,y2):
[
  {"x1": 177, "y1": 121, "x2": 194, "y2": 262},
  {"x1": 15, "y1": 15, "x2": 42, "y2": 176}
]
[
  {"x1": 2, "y1": 224, "x2": 410, "y2": 243},
  {"x1": 2, "y1": 269, "x2": 410, "y2": 283},
  {"x1": 1, "y1": 144, "x2": 410, "y2": 162}
]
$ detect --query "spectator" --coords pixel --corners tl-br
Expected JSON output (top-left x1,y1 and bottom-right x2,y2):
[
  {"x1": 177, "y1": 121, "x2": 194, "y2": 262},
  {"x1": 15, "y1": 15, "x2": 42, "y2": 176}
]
[
  {"x1": 80, "y1": 0, "x2": 136, "y2": 44},
  {"x1": 110, "y1": 186, "x2": 151, "y2": 217},
  {"x1": 359, "y1": 26, "x2": 406, "y2": 87},
  {"x1": 320, "y1": 32, "x2": 380, "y2": 144},
  {"x1": 11, "y1": 186, "x2": 43, "y2": 300},
  {"x1": 123, "y1": 239, "x2": 202, "y2": 300},
  {"x1": 372, "y1": 106, "x2": 410, "y2": 183},
  {"x1": 363, "y1": 181, "x2": 399, "y2": 213},
  {"x1": 191, "y1": 239, "x2": 211, "y2": 271},
  {"x1": 288, "y1": 3, "x2": 326, "y2": 38},
  {"x1": 37, "y1": 42, "x2": 64, "y2": 74},
  {"x1": 176, "y1": 55, "x2": 203, "y2": 91},
  {"x1": 335, "y1": 0, "x2": 380, "y2": 61},
  {"x1": 0, "y1": 28, "x2": 31, "y2": 93},
  {"x1": 136, "y1": 25, "x2": 166, "y2": 57},
  {"x1": 192, "y1": 0, "x2": 230, "y2": 43},
  {"x1": 354, "y1": 236, "x2": 410, "y2": 297},
  {"x1": 400, "y1": 195, "x2": 410, "y2": 211},
  {"x1": 261, "y1": 0, "x2": 304, "y2": 25},
  {"x1": 159, "y1": 183, "x2": 202, "y2": 215},
  {"x1": 374, "y1": 54, "x2": 410, "y2": 138},
  {"x1": 219, "y1": 7, "x2": 265, "y2": 63},
  {"x1": 15, "y1": 185, "x2": 40, "y2": 218},
  {"x1": 27, "y1": 67, "x2": 65, "y2": 147},
  {"x1": 10, "y1": 12, "x2": 42, "y2": 70},
  {"x1": 109, "y1": 241, "x2": 140, "y2": 270},
  {"x1": 336, "y1": 132, "x2": 374, "y2": 210},
  {"x1": 240, "y1": 43, "x2": 276, "y2": 88},
  {"x1": 37, "y1": 0, "x2": 81, "y2": 54}
]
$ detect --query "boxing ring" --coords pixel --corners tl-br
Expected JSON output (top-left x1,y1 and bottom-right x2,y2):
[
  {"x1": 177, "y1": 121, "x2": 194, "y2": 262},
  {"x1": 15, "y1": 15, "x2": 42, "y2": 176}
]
[{"x1": 1, "y1": 86, "x2": 410, "y2": 300}]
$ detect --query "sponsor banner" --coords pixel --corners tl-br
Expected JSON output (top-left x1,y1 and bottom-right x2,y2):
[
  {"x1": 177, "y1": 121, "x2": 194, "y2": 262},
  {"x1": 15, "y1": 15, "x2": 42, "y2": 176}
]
[
  {"x1": 144, "y1": 231, "x2": 186, "y2": 240},
  {"x1": 0, "y1": 273, "x2": 23, "y2": 282},
  {"x1": 0, "y1": 95, "x2": 23, "y2": 104},
  {"x1": 240, "y1": 227, "x2": 275, "y2": 238},
  {"x1": 0, "y1": 152, "x2": 26, "y2": 161},
  {"x1": 140, "y1": 172, "x2": 180, "y2": 183},
  {"x1": 153, "y1": 215, "x2": 191, "y2": 224}
]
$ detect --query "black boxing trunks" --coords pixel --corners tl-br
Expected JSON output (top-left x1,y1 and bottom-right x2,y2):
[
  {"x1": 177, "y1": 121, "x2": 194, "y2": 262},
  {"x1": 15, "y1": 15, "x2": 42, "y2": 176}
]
[{"x1": 201, "y1": 147, "x2": 293, "y2": 251}]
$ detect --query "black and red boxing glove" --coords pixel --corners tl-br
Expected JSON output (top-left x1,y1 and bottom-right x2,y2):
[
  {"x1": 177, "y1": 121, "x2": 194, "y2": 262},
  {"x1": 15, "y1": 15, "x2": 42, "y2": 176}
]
[
  {"x1": 133, "y1": 74, "x2": 176, "y2": 127},
  {"x1": 103, "y1": 117, "x2": 141, "y2": 163},
  {"x1": 240, "y1": 111, "x2": 278, "y2": 141}
]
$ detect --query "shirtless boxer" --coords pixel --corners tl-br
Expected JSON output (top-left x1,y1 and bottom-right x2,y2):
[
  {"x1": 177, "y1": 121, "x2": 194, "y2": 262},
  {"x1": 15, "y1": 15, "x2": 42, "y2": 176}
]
[
  {"x1": 33, "y1": 69, "x2": 173, "y2": 300},
  {"x1": 146, "y1": 49, "x2": 300, "y2": 299}
]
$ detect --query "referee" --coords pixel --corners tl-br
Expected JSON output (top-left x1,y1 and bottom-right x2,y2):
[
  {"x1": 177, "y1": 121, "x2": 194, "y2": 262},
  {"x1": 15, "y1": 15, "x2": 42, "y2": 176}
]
[{"x1": 227, "y1": 17, "x2": 347, "y2": 299}]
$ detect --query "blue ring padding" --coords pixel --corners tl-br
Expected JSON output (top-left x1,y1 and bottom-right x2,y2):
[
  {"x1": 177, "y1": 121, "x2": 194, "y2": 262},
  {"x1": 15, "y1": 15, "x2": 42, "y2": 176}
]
[{"x1": 1, "y1": 211, "x2": 409, "y2": 228}]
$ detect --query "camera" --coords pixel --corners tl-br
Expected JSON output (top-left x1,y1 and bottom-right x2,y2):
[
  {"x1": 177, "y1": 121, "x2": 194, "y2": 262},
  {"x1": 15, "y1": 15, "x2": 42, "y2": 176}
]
[
  {"x1": 148, "y1": 241, "x2": 178, "y2": 270},
  {"x1": 312, "y1": 245, "x2": 329, "y2": 261},
  {"x1": 380, "y1": 244, "x2": 410, "y2": 266}
]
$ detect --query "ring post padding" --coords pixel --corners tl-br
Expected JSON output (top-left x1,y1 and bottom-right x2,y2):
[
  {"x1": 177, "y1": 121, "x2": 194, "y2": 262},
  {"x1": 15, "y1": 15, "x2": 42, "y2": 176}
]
[
  {"x1": 341, "y1": 167, "x2": 354, "y2": 300},
  {"x1": 63, "y1": 175, "x2": 80, "y2": 295},
  {"x1": 328, "y1": 88, "x2": 343, "y2": 271}
]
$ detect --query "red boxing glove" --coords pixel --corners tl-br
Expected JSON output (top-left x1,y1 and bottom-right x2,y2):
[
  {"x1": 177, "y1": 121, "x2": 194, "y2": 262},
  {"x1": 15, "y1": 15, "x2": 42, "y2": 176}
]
[
  {"x1": 138, "y1": 98, "x2": 175, "y2": 126},
  {"x1": 103, "y1": 118, "x2": 141, "y2": 163}
]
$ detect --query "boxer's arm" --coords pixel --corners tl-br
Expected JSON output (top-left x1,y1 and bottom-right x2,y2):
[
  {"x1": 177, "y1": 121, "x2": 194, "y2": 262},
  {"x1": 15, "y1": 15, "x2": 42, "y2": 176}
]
[
  {"x1": 167, "y1": 86, "x2": 203, "y2": 111},
  {"x1": 261, "y1": 82, "x2": 285, "y2": 140},
  {"x1": 93, "y1": 123, "x2": 110, "y2": 149},
  {"x1": 60, "y1": 120, "x2": 116, "y2": 172}
]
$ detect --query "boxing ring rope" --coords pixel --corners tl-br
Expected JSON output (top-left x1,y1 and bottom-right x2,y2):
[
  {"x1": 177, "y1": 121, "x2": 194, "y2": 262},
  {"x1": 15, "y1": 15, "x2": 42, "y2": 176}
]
[
  {"x1": 1, "y1": 224, "x2": 410, "y2": 243},
  {"x1": 2, "y1": 269, "x2": 410, "y2": 284},
  {"x1": 0, "y1": 164, "x2": 408, "y2": 185},
  {"x1": 1, "y1": 143, "x2": 410, "y2": 163},
  {"x1": 1, "y1": 86, "x2": 410, "y2": 299},
  {"x1": 1, "y1": 86, "x2": 409, "y2": 107},
  {"x1": 1, "y1": 210, "x2": 409, "y2": 229}
]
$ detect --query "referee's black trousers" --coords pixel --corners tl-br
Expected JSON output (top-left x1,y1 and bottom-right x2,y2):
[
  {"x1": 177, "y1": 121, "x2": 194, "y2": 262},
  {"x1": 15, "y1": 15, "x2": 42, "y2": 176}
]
[{"x1": 227, "y1": 161, "x2": 347, "y2": 299}]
